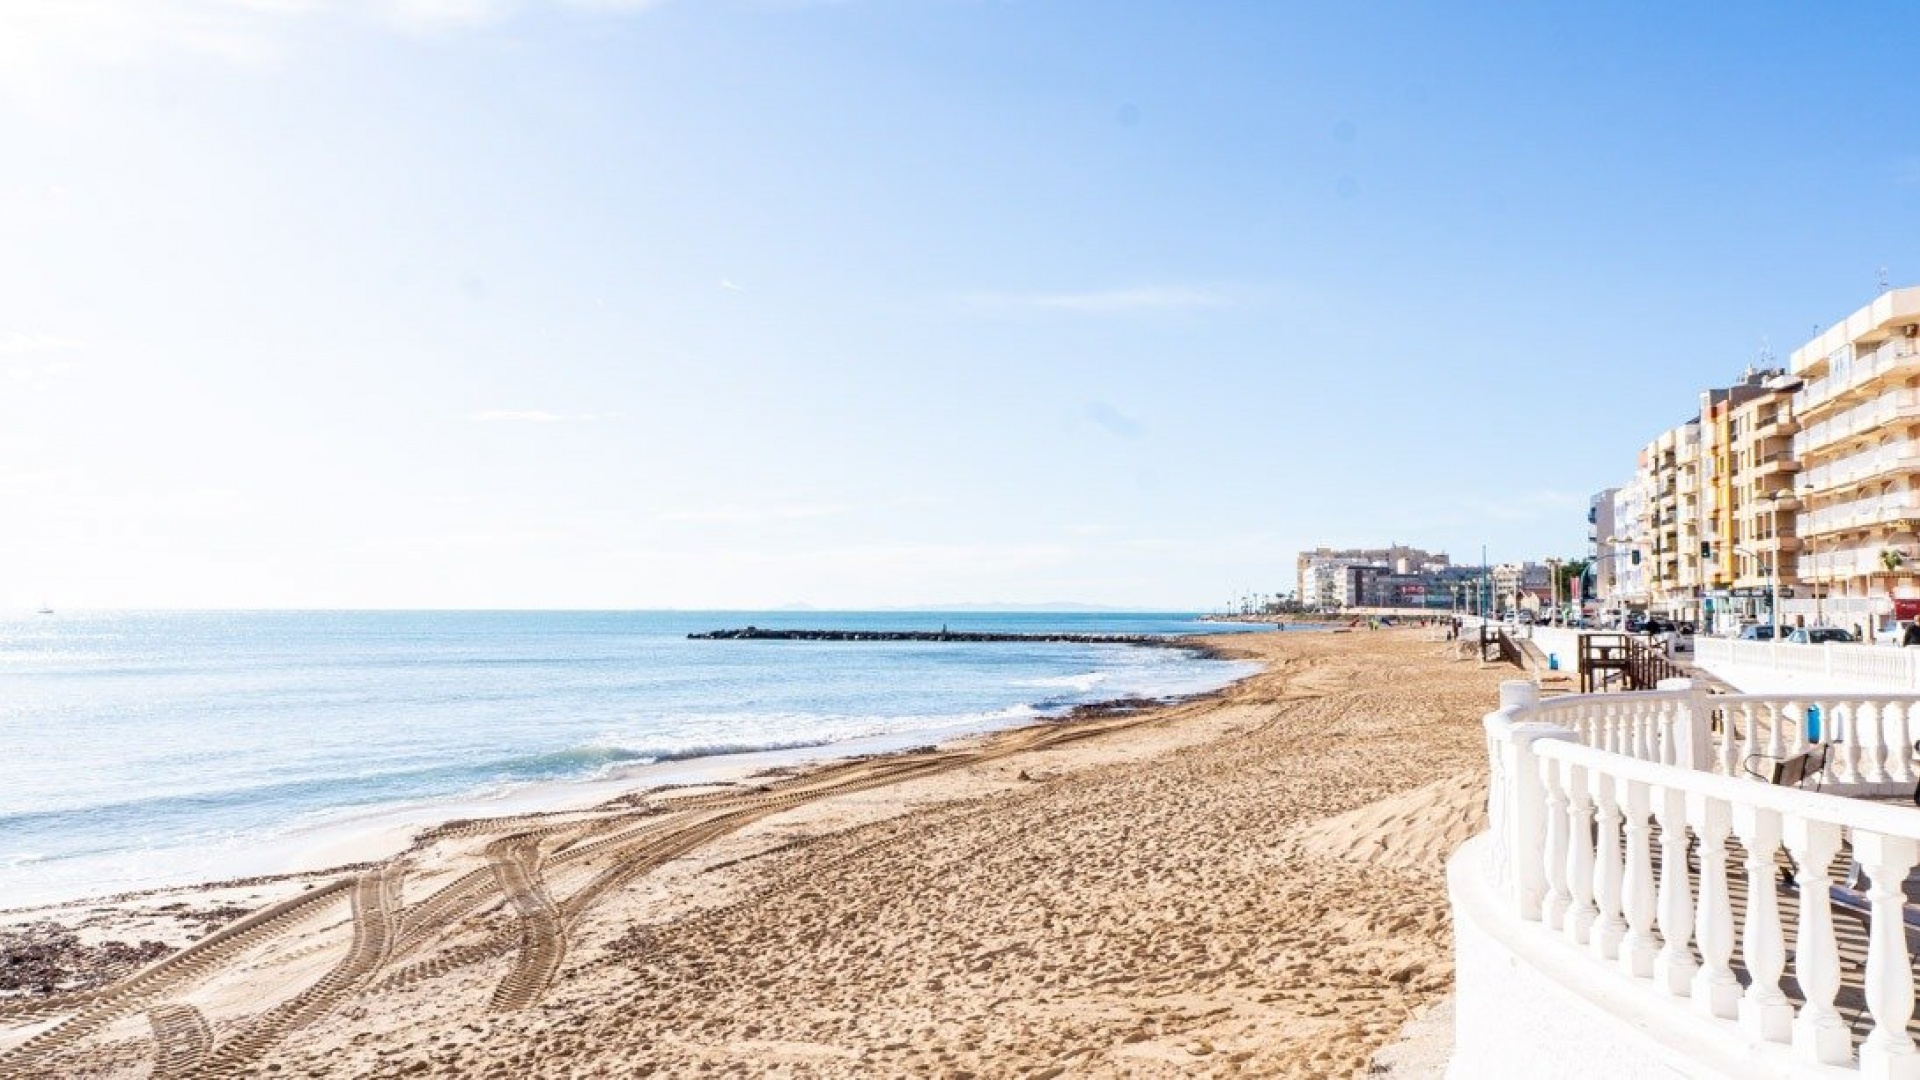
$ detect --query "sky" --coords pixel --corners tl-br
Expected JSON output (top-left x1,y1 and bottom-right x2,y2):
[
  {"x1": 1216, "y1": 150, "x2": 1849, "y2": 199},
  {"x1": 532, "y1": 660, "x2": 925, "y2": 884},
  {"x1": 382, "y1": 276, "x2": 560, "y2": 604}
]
[{"x1": 4, "y1": 1, "x2": 1920, "y2": 610}]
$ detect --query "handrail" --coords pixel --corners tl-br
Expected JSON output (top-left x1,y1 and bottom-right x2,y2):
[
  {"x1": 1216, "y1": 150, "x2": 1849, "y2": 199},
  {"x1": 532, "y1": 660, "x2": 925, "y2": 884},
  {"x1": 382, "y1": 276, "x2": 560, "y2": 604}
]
[{"x1": 1480, "y1": 679, "x2": 1920, "y2": 1077}]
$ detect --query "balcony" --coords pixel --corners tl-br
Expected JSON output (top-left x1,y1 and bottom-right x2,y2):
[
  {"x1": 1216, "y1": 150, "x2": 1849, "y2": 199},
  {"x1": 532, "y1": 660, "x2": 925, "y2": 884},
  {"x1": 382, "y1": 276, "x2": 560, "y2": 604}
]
[
  {"x1": 1798, "y1": 439, "x2": 1920, "y2": 498},
  {"x1": 1797, "y1": 489, "x2": 1920, "y2": 537},
  {"x1": 1794, "y1": 389, "x2": 1920, "y2": 459},
  {"x1": 1794, "y1": 337, "x2": 1920, "y2": 417}
]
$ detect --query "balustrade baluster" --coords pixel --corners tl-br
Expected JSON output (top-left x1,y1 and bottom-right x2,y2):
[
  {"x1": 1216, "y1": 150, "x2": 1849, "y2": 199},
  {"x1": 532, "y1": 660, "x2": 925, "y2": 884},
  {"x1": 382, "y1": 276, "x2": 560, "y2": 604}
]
[
  {"x1": 1783, "y1": 818, "x2": 1851, "y2": 1066},
  {"x1": 1759, "y1": 701, "x2": 1782, "y2": 765},
  {"x1": 1591, "y1": 772, "x2": 1626, "y2": 960},
  {"x1": 1539, "y1": 755, "x2": 1570, "y2": 929},
  {"x1": 1784, "y1": 701, "x2": 1808, "y2": 757},
  {"x1": 1738, "y1": 702, "x2": 1759, "y2": 779},
  {"x1": 1830, "y1": 701, "x2": 1859, "y2": 785},
  {"x1": 1617, "y1": 777, "x2": 1658, "y2": 978},
  {"x1": 1714, "y1": 702, "x2": 1736, "y2": 775},
  {"x1": 1889, "y1": 702, "x2": 1917, "y2": 786},
  {"x1": 1633, "y1": 702, "x2": 1654, "y2": 761},
  {"x1": 1731, "y1": 805, "x2": 1791, "y2": 1042},
  {"x1": 1564, "y1": 760, "x2": 1598, "y2": 945},
  {"x1": 1687, "y1": 795, "x2": 1740, "y2": 1018},
  {"x1": 1652, "y1": 786, "x2": 1697, "y2": 995},
  {"x1": 1853, "y1": 832, "x2": 1920, "y2": 1080},
  {"x1": 1860, "y1": 702, "x2": 1889, "y2": 785}
]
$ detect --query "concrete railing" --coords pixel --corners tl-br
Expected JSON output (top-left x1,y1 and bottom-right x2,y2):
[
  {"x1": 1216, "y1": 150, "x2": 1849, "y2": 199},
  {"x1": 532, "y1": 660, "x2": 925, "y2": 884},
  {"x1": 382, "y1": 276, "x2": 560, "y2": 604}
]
[
  {"x1": 1697, "y1": 637, "x2": 1920, "y2": 692},
  {"x1": 1476, "y1": 680, "x2": 1920, "y2": 1078},
  {"x1": 1526, "y1": 678, "x2": 1918, "y2": 795}
]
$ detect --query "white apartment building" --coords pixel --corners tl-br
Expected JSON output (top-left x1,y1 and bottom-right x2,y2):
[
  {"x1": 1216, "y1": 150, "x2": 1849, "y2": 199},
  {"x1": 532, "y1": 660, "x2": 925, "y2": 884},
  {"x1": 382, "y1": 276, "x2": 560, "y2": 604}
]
[
  {"x1": 1639, "y1": 419, "x2": 1704, "y2": 620},
  {"x1": 1790, "y1": 287, "x2": 1920, "y2": 627},
  {"x1": 1596, "y1": 482, "x2": 1648, "y2": 611}
]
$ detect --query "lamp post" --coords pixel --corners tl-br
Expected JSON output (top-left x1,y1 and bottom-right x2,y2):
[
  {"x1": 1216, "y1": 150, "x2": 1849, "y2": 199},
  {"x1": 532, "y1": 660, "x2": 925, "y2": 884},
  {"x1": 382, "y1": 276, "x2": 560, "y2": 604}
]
[
  {"x1": 1733, "y1": 544, "x2": 1778, "y2": 640},
  {"x1": 1765, "y1": 489, "x2": 1782, "y2": 634},
  {"x1": 1604, "y1": 535, "x2": 1634, "y2": 628},
  {"x1": 1545, "y1": 557, "x2": 1562, "y2": 623}
]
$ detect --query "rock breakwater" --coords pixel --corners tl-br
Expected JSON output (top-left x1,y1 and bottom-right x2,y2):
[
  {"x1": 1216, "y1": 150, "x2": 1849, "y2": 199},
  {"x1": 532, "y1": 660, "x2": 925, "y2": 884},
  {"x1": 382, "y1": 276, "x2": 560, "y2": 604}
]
[{"x1": 687, "y1": 627, "x2": 1184, "y2": 648}]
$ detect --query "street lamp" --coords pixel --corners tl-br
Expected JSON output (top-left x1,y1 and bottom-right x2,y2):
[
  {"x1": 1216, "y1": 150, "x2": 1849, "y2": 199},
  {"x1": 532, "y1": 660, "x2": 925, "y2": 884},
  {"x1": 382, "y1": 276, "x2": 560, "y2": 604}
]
[
  {"x1": 1545, "y1": 557, "x2": 1562, "y2": 623},
  {"x1": 1764, "y1": 489, "x2": 1782, "y2": 636},
  {"x1": 1604, "y1": 535, "x2": 1636, "y2": 628},
  {"x1": 1733, "y1": 544, "x2": 1779, "y2": 640}
]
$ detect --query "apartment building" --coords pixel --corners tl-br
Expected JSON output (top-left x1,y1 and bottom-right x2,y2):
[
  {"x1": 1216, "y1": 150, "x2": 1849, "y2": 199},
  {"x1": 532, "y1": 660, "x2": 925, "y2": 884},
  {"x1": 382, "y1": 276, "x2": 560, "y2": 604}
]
[
  {"x1": 1294, "y1": 545, "x2": 1449, "y2": 608},
  {"x1": 1713, "y1": 373, "x2": 1802, "y2": 624},
  {"x1": 1632, "y1": 369, "x2": 1796, "y2": 626},
  {"x1": 1789, "y1": 287, "x2": 1920, "y2": 626},
  {"x1": 1639, "y1": 418, "x2": 1702, "y2": 620},
  {"x1": 1599, "y1": 481, "x2": 1649, "y2": 612},
  {"x1": 1698, "y1": 370, "x2": 1802, "y2": 629}
]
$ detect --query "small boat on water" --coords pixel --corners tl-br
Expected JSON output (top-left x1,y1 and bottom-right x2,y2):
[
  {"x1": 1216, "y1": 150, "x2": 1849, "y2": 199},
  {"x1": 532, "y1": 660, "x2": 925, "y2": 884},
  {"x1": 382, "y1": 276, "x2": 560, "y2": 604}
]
[{"x1": 36, "y1": 607, "x2": 52, "y2": 615}]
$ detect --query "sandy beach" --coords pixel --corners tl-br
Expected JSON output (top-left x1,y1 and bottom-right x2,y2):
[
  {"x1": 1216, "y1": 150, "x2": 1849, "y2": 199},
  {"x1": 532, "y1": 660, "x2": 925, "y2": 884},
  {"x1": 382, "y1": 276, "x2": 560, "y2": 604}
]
[{"x1": 0, "y1": 627, "x2": 1508, "y2": 1078}]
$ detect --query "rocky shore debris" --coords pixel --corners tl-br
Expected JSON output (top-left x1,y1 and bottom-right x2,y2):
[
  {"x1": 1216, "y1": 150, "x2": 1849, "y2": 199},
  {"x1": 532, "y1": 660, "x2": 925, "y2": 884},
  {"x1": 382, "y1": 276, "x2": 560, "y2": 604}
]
[
  {"x1": 688, "y1": 627, "x2": 1184, "y2": 647},
  {"x1": 0, "y1": 921, "x2": 172, "y2": 997}
]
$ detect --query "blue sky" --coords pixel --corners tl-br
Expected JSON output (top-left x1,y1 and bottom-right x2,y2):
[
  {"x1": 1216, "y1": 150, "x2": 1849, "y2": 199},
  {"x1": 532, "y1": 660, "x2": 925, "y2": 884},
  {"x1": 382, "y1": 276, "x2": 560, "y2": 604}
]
[{"x1": 3, "y1": 1, "x2": 1919, "y2": 609}]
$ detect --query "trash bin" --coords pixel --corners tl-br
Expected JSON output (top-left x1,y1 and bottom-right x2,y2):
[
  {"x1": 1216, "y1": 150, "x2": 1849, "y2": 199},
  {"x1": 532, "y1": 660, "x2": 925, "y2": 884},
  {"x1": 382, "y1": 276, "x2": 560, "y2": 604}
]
[
  {"x1": 1806, "y1": 704, "x2": 1823, "y2": 744},
  {"x1": 1548, "y1": 653, "x2": 1559, "y2": 671}
]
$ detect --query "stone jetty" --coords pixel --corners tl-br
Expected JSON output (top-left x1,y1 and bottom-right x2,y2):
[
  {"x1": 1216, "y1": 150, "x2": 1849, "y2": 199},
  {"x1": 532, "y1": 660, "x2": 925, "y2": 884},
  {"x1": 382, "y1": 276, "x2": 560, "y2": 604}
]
[{"x1": 687, "y1": 627, "x2": 1186, "y2": 648}]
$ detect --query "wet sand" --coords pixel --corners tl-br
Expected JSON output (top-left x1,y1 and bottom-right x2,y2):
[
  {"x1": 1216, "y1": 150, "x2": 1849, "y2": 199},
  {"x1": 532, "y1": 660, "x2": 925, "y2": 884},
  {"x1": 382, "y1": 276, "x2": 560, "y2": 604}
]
[{"x1": 0, "y1": 627, "x2": 1508, "y2": 1078}]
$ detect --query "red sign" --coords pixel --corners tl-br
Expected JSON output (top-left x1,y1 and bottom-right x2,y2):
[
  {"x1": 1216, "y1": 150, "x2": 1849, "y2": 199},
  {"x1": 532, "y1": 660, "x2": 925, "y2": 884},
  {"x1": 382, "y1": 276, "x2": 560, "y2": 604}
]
[{"x1": 1896, "y1": 599, "x2": 1920, "y2": 622}]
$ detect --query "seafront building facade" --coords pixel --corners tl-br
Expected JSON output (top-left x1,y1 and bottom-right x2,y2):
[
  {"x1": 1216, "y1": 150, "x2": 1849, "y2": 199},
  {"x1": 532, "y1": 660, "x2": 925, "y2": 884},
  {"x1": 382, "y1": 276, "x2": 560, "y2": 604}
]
[
  {"x1": 1789, "y1": 287, "x2": 1920, "y2": 631},
  {"x1": 1291, "y1": 546, "x2": 1509, "y2": 612},
  {"x1": 1587, "y1": 287, "x2": 1920, "y2": 635},
  {"x1": 1295, "y1": 545, "x2": 1450, "y2": 609},
  {"x1": 1597, "y1": 369, "x2": 1804, "y2": 630}
]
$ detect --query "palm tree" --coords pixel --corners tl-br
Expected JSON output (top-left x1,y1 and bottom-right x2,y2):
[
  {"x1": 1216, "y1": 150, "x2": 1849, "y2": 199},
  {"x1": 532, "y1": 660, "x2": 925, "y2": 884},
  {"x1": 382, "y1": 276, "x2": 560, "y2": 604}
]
[{"x1": 1882, "y1": 547, "x2": 1908, "y2": 638}]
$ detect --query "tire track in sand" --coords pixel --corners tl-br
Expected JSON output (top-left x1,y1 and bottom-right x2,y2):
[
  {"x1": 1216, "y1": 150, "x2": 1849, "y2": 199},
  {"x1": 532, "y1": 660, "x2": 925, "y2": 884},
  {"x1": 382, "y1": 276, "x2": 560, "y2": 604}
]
[
  {"x1": 0, "y1": 878, "x2": 353, "y2": 1076},
  {"x1": 193, "y1": 864, "x2": 404, "y2": 1075},
  {"x1": 145, "y1": 1003, "x2": 211, "y2": 1079}
]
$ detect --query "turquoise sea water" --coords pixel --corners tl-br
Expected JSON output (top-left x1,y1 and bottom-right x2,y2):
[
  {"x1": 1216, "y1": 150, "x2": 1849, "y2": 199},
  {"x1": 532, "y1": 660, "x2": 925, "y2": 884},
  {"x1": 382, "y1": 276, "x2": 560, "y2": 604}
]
[{"x1": 0, "y1": 611, "x2": 1262, "y2": 906}]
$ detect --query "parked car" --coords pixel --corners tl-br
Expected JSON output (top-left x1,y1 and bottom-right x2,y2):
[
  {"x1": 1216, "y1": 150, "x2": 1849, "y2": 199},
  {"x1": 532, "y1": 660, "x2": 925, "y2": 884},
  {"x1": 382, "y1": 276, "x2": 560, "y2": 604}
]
[
  {"x1": 1737, "y1": 624, "x2": 1778, "y2": 641},
  {"x1": 1785, "y1": 627, "x2": 1855, "y2": 644}
]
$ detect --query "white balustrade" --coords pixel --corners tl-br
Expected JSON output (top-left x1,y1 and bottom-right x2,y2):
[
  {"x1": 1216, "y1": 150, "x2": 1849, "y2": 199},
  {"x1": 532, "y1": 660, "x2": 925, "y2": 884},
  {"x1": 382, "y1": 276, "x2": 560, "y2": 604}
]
[
  {"x1": 1533, "y1": 681, "x2": 1915, "y2": 794},
  {"x1": 1480, "y1": 679, "x2": 1920, "y2": 1077}
]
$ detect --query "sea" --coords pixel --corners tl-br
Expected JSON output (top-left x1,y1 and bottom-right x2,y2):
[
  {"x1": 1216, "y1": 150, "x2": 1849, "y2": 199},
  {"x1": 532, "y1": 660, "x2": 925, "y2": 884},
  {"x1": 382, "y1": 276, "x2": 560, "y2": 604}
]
[{"x1": 0, "y1": 610, "x2": 1268, "y2": 908}]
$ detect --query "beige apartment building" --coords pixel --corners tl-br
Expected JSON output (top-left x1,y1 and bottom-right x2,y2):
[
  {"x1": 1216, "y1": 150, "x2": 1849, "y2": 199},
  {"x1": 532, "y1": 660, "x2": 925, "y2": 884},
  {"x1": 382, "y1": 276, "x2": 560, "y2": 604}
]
[
  {"x1": 1708, "y1": 372, "x2": 1803, "y2": 621},
  {"x1": 1635, "y1": 370, "x2": 1801, "y2": 627},
  {"x1": 1789, "y1": 287, "x2": 1920, "y2": 625},
  {"x1": 1639, "y1": 419, "x2": 1701, "y2": 618}
]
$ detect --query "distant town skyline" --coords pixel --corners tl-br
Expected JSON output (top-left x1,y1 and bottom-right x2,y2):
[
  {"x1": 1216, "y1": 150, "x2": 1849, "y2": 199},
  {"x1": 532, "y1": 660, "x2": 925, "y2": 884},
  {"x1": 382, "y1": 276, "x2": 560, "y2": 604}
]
[{"x1": 4, "y1": 2, "x2": 1919, "y2": 608}]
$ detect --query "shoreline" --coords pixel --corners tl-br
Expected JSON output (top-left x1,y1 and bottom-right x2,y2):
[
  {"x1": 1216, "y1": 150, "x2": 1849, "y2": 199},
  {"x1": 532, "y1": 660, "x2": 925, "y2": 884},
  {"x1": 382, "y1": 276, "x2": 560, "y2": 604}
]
[
  {"x1": 0, "y1": 630, "x2": 1256, "y2": 914},
  {"x1": 2, "y1": 627, "x2": 1503, "y2": 1077},
  {"x1": 0, "y1": 635, "x2": 1259, "y2": 919}
]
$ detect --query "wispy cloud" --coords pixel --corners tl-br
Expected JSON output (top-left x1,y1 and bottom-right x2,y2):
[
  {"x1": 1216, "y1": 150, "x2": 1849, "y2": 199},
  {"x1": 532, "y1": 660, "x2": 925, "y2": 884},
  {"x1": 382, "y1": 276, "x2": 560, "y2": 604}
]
[
  {"x1": 346, "y1": 529, "x2": 571, "y2": 555},
  {"x1": 1083, "y1": 400, "x2": 1146, "y2": 439},
  {"x1": 655, "y1": 502, "x2": 848, "y2": 524},
  {"x1": 471, "y1": 409, "x2": 562, "y2": 423},
  {"x1": 469, "y1": 409, "x2": 605, "y2": 423},
  {"x1": 382, "y1": 0, "x2": 517, "y2": 33},
  {"x1": 0, "y1": 0, "x2": 681, "y2": 94},
  {"x1": 970, "y1": 285, "x2": 1235, "y2": 315},
  {"x1": 1438, "y1": 489, "x2": 1589, "y2": 524},
  {"x1": 0, "y1": 332, "x2": 83, "y2": 355}
]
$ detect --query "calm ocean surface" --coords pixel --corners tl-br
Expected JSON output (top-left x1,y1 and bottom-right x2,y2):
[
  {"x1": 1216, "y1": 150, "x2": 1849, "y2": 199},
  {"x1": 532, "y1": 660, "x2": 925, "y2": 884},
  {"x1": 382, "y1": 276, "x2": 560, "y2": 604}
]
[{"x1": 0, "y1": 611, "x2": 1264, "y2": 906}]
